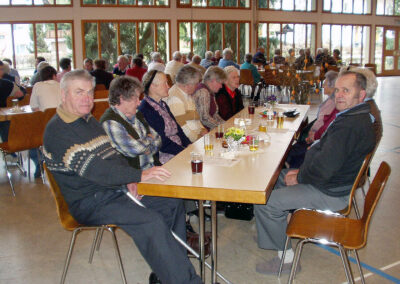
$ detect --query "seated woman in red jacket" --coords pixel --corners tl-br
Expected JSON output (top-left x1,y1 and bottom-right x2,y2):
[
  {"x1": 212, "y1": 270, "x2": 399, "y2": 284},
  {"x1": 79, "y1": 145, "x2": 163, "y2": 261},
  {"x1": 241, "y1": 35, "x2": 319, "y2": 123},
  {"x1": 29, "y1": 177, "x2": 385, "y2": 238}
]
[
  {"x1": 126, "y1": 57, "x2": 147, "y2": 82},
  {"x1": 215, "y1": 66, "x2": 244, "y2": 121}
]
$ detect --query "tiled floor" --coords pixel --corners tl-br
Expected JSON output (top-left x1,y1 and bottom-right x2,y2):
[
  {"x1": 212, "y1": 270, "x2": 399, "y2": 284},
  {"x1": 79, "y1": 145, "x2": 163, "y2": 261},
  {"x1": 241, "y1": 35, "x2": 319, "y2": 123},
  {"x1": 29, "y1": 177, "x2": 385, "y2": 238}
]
[{"x1": 0, "y1": 77, "x2": 399, "y2": 284}]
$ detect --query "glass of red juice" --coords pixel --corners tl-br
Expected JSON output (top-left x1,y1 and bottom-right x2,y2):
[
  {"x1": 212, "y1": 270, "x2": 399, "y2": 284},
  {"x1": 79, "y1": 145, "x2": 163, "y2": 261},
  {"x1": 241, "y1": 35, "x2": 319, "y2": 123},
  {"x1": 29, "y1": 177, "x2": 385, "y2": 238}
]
[
  {"x1": 191, "y1": 152, "x2": 203, "y2": 174},
  {"x1": 248, "y1": 103, "x2": 255, "y2": 115}
]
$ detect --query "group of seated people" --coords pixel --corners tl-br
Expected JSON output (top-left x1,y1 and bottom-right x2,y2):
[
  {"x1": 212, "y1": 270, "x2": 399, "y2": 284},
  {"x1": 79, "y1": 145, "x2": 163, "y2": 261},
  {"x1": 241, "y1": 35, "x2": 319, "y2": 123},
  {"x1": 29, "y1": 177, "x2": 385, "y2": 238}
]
[{"x1": 1, "y1": 46, "x2": 382, "y2": 283}]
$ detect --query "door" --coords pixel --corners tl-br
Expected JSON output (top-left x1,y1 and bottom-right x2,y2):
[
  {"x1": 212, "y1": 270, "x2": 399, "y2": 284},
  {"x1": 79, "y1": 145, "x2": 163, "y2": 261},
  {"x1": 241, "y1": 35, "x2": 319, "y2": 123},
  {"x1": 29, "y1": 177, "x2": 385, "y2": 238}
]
[{"x1": 382, "y1": 27, "x2": 400, "y2": 76}]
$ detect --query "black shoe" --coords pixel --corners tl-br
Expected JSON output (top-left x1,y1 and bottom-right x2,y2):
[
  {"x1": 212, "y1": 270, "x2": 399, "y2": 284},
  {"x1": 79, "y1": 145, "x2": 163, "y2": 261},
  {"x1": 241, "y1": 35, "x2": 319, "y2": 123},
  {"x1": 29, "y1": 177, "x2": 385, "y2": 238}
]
[
  {"x1": 186, "y1": 221, "x2": 196, "y2": 233},
  {"x1": 149, "y1": 272, "x2": 162, "y2": 284},
  {"x1": 34, "y1": 167, "x2": 42, "y2": 178}
]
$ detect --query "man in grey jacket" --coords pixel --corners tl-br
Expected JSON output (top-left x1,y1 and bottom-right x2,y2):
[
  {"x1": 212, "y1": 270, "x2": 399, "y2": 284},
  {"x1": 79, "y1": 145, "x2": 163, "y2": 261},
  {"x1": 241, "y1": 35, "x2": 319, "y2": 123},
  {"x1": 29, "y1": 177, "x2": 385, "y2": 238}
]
[{"x1": 254, "y1": 70, "x2": 377, "y2": 275}]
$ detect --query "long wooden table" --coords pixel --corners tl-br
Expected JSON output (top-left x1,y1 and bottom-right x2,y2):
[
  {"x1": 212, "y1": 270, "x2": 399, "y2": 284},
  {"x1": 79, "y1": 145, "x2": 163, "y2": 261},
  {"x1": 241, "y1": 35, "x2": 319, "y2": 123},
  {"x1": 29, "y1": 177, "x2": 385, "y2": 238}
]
[{"x1": 138, "y1": 104, "x2": 309, "y2": 283}]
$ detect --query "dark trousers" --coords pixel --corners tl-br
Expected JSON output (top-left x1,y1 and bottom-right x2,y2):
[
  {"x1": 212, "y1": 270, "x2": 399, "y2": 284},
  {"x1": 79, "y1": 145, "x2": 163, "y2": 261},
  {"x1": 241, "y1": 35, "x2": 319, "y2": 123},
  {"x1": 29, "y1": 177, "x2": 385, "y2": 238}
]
[
  {"x1": 0, "y1": 121, "x2": 10, "y2": 142},
  {"x1": 70, "y1": 190, "x2": 202, "y2": 284}
]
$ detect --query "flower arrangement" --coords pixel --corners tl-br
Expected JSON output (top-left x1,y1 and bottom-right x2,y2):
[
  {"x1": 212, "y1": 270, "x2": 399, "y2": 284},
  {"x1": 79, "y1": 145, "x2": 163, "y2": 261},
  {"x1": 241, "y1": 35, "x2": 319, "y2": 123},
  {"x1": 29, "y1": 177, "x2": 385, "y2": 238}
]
[
  {"x1": 267, "y1": 94, "x2": 277, "y2": 106},
  {"x1": 224, "y1": 127, "x2": 245, "y2": 141}
]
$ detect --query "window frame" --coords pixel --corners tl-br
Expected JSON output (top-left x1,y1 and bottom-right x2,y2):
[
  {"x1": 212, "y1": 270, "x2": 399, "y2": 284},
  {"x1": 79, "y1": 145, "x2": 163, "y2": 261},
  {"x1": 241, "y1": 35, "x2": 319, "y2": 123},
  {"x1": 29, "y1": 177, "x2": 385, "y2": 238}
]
[
  {"x1": 322, "y1": 0, "x2": 372, "y2": 15},
  {"x1": 0, "y1": 0, "x2": 71, "y2": 7},
  {"x1": 177, "y1": 0, "x2": 251, "y2": 9},
  {"x1": 81, "y1": 19, "x2": 171, "y2": 62},
  {"x1": 375, "y1": 0, "x2": 400, "y2": 16},
  {"x1": 177, "y1": 20, "x2": 251, "y2": 64},
  {"x1": 256, "y1": 21, "x2": 317, "y2": 61},
  {"x1": 81, "y1": 0, "x2": 169, "y2": 7},
  {"x1": 321, "y1": 23, "x2": 372, "y2": 65},
  {"x1": 0, "y1": 20, "x2": 75, "y2": 71},
  {"x1": 256, "y1": 0, "x2": 317, "y2": 12}
]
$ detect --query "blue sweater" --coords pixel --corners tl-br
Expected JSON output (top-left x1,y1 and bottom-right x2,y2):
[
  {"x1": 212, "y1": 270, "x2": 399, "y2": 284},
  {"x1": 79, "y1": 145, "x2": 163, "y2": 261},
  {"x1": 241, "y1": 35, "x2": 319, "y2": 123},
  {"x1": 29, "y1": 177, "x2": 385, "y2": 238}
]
[{"x1": 218, "y1": 59, "x2": 240, "y2": 69}]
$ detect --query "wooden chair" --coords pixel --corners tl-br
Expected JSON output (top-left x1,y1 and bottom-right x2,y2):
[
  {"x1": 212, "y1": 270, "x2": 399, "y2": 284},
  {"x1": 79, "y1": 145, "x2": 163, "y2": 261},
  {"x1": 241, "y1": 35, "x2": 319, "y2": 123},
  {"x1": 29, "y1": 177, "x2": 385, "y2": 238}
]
[
  {"x1": 364, "y1": 63, "x2": 377, "y2": 75},
  {"x1": 239, "y1": 69, "x2": 254, "y2": 97},
  {"x1": 285, "y1": 162, "x2": 391, "y2": 284},
  {"x1": 94, "y1": 84, "x2": 107, "y2": 91},
  {"x1": 349, "y1": 63, "x2": 361, "y2": 67},
  {"x1": 44, "y1": 165, "x2": 127, "y2": 284},
  {"x1": 91, "y1": 101, "x2": 109, "y2": 121},
  {"x1": 0, "y1": 111, "x2": 45, "y2": 195},
  {"x1": 6, "y1": 93, "x2": 31, "y2": 108},
  {"x1": 43, "y1": 107, "x2": 57, "y2": 127},
  {"x1": 166, "y1": 73, "x2": 174, "y2": 87},
  {"x1": 94, "y1": 90, "x2": 109, "y2": 100}
]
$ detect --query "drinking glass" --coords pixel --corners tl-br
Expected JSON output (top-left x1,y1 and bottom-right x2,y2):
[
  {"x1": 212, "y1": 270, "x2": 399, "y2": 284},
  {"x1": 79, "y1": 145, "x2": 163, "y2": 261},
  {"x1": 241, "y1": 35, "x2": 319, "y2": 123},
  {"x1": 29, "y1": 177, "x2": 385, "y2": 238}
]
[
  {"x1": 11, "y1": 99, "x2": 19, "y2": 111},
  {"x1": 276, "y1": 112, "x2": 284, "y2": 128},
  {"x1": 249, "y1": 135, "x2": 260, "y2": 152},
  {"x1": 204, "y1": 134, "x2": 214, "y2": 152},
  {"x1": 215, "y1": 124, "x2": 224, "y2": 139},
  {"x1": 248, "y1": 102, "x2": 255, "y2": 115},
  {"x1": 191, "y1": 152, "x2": 203, "y2": 174},
  {"x1": 258, "y1": 121, "x2": 267, "y2": 133}
]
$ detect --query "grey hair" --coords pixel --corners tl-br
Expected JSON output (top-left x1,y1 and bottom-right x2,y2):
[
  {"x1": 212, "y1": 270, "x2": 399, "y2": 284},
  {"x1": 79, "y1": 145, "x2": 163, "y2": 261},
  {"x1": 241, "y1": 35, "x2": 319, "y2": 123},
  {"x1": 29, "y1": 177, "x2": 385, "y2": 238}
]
[
  {"x1": 37, "y1": 61, "x2": 50, "y2": 72},
  {"x1": 205, "y1": 51, "x2": 213, "y2": 60},
  {"x1": 203, "y1": 66, "x2": 226, "y2": 83},
  {"x1": 192, "y1": 55, "x2": 202, "y2": 65},
  {"x1": 152, "y1": 52, "x2": 162, "y2": 62},
  {"x1": 224, "y1": 66, "x2": 239, "y2": 77},
  {"x1": 173, "y1": 51, "x2": 182, "y2": 61},
  {"x1": 222, "y1": 48, "x2": 233, "y2": 59},
  {"x1": 324, "y1": 71, "x2": 338, "y2": 88},
  {"x1": 60, "y1": 69, "x2": 95, "y2": 93},
  {"x1": 175, "y1": 65, "x2": 202, "y2": 85},
  {"x1": 108, "y1": 75, "x2": 143, "y2": 106},
  {"x1": 117, "y1": 55, "x2": 129, "y2": 63},
  {"x1": 339, "y1": 66, "x2": 378, "y2": 98}
]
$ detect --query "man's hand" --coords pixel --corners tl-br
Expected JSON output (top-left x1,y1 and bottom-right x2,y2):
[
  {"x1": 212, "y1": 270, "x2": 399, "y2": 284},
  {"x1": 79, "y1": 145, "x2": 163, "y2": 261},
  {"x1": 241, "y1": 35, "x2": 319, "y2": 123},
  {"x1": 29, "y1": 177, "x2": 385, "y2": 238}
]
[
  {"x1": 142, "y1": 166, "x2": 171, "y2": 182},
  {"x1": 127, "y1": 183, "x2": 142, "y2": 200},
  {"x1": 200, "y1": 128, "x2": 209, "y2": 136},
  {"x1": 305, "y1": 130, "x2": 315, "y2": 144},
  {"x1": 284, "y1": 169, "x2": 299, "y2": 186}
]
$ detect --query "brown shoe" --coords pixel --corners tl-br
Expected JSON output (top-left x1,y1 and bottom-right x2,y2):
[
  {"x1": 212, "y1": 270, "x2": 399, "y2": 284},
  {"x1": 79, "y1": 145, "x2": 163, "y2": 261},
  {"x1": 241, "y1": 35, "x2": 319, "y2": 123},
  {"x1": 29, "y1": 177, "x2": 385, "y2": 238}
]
[{"x1": 186, "y1": 231, "x2": 211, "y2": 258}]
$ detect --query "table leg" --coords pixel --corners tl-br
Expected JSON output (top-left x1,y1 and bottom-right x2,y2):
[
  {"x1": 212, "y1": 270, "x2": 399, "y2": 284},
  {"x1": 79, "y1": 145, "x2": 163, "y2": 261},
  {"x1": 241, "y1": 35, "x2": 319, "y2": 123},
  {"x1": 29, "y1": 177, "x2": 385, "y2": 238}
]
[
  {"x1": 198, "y1": 200, "x2": 205, "y2": 281},
  {"x1": 211, "y1": 201, "x2": 218, "y2": 284}
]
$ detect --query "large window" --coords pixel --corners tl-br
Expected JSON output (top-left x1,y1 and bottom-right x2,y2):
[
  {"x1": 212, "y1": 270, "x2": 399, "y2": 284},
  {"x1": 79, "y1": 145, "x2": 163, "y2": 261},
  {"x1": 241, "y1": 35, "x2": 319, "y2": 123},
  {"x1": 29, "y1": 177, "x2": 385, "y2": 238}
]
[
  {"x1": 257, "y1": 22, "x2": 316, "y2": 60},
  {"x1": 258, "y1": 0, "x2": 316, "y2": 11},
  {"x1": 82, "y1": 20, "x2": 170, "y2": 68},
  {"x1": 376, "y1": 0, "x2": 400, "y2": 15},
  {"x1": 178, "y1": 0, "x2": 250, "y2": 8},
  {"x1": 0, "y1": 0, "x2": 70, "y2": 6},
  {"x1": 0, "y1": 21, "x2": 74, "y2": 78},
  {"x1": 375, "y1": 27, "x2": 384, "y2": 74},
  {"x1": 82, "y1": 0, "x2": 168, "y2": 6},
  {"x1": 323, "y1": 0, "x2": 371, "y2": 14},
  {"x1": 178, "y1": 21, "x2": 250, "y2": 63},
  {"x1": 322, "y1": 24, "x2": 370, "y2": 65}
]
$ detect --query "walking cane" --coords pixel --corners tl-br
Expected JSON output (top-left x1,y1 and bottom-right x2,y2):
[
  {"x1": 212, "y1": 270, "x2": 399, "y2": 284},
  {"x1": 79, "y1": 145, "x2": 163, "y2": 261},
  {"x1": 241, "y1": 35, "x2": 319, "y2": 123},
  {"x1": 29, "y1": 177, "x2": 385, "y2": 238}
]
[{"x1": 124, "y1": 191, "x2": 233, "y2": 284}]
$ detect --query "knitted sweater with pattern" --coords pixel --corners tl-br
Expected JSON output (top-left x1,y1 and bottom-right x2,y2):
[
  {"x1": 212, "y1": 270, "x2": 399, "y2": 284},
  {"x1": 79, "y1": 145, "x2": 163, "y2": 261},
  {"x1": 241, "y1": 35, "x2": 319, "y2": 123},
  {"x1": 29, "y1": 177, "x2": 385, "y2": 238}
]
[{"x1": 43, "y1": 106, "x2": 142, "y2": 207}]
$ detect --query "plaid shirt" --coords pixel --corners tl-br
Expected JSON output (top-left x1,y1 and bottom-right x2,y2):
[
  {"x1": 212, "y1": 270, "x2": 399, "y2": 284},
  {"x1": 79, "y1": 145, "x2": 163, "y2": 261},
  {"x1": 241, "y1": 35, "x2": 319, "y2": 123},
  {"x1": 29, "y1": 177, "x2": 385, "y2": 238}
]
[{"x1": 102, "y1": 107, "x2": 161, "y2": 170}]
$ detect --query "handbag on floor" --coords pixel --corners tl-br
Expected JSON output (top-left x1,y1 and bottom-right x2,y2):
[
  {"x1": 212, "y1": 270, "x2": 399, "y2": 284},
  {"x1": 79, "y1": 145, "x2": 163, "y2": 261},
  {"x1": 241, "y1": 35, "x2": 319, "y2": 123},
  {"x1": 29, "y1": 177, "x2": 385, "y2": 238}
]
[{"x1": 224, "y1": 202, "x2": 254, "y2": 221}]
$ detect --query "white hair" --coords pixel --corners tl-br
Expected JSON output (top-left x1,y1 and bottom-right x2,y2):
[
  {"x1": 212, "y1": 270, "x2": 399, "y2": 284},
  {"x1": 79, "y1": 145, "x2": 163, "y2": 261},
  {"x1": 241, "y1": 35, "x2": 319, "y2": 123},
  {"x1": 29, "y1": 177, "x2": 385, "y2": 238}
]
[
  {"x1": 173, "y1": 51, "x2": 182, "y2": 61},
  {"x1": 205, "y1": 51, "x2": 213, "y2": 60},
  {"x1": 224, "y1": 66, "x2": 239, "y2": 76}
]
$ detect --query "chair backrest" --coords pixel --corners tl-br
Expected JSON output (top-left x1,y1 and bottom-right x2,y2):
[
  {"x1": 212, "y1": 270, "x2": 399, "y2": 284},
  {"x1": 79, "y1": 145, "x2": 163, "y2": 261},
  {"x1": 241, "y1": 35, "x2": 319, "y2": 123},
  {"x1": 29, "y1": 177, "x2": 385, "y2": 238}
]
[
  {"x1": 44, "y1": 165, "x2": 80, "y2": 231},
  {"x1": 166, "y1": 74, "x2": 174, "y2": 87},
  {"x1": 239, "y1": 69, "x2": 254, "y2": 85},
  {"x1": 6, "y1": 93, "x2": 31, "y2": 108},
  {"x1": 364, "y1": 63, "x2": 377, "y2": 75},
  {"x1": 94, "y1": 90, "x2": 109, "y2": 100},
  {"x1": 349, "y1": 63, "x2": 361, "y2": 67},
  {"x1": 95, "y1": 84, "x2": 107, "y2": 91},
  {"x1": 359, "y1": 162, "x2": 391, "y2": 247},
  {"x1": 91, "y1": 101, "x2": 109, "y2": 121},
  {"x1": 43, "y1": 107, "x2": 57, "y2": 129},
  {"x1": 341, "y1": 152, "x2": 373, "y2": 216},
  {"x1": 7, "y1": 111, "x2": 45, "y2": 152}
]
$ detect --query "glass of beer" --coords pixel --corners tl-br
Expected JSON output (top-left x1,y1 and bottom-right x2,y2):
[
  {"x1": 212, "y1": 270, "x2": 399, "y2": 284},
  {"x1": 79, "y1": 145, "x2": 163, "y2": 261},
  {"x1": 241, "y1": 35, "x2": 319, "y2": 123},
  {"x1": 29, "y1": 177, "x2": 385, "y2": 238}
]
[
  {"x1": 248, "y1": 102, "x2": 255, "y2": 115},
  {"x1": 276, "y1": 112, "x2": 284, "y2": 128},
  {"x1": 259, "y1": 121, "x2": 267, "y2": 133},
  {"x1": 12, "y1": 99, "x2": 19, "y2": 111},
  {"x1": 204, "y1": 134, "x2": 214, "y2": 152},
  {"x1": 191, "y1": 152, "x2": 203, "y2": 174},
  {"x1": 249, "y1": 135, "x2": 260, "y2": 152},
  {"x1": 215, "y1": 124, "x2": 224, "y2": 139}
]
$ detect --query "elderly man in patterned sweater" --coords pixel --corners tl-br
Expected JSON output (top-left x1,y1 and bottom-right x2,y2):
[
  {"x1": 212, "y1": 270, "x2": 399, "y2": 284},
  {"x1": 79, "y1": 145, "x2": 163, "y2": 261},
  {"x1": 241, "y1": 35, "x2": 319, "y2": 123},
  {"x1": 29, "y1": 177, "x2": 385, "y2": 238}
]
[{"x1": 43, "y1": 70, "x2": 202, "y2": 284}]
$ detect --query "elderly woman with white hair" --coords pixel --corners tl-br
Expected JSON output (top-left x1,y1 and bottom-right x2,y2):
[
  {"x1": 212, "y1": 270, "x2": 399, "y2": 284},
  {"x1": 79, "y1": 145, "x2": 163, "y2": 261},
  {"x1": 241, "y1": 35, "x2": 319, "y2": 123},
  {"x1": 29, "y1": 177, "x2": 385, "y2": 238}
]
[
  {"x1": 218, "y1": 48, "x2": 240, "y2": 69},
  {"x1": 192, "y1": 66, "x2": 226, "y2": 130},
  {"x1": 148, "y1": 52, "x2": 165, "y2": 72},
  {"x1": 113, "y1": 55, "x2": 130, "y2": 76},
  {"x1": 200, "y1": 51, "x2": 214, "y2": 69},
  {"x1": 215, "y1": 66, "x2": 244, "y2": 121}
]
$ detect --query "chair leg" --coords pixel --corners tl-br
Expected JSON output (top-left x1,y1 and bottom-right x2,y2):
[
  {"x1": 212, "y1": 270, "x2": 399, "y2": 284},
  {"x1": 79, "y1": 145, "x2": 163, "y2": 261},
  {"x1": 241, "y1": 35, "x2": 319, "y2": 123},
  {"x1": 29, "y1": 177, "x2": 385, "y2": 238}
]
[
  {"x1": 89, "y1": 228, "x2": 102, "y2": 264},
  {"x1": 61, "y1": 228, "x2": 81, "y2": 284},
  {"x1": 96, "y1": 227, "x2": 105, "y2": 251},
  {"x1": 278, "y1": 236, "x2": 290, "y2": 277},
  {"x1": 107, "y1": 227, "x2": 127, "y2": 284},
  {"x1": 2, "y1": 150, "x2": 15, "y2": 196},
  {"x1": 338, "y1": 245, "x2": 355, "y2": 284},
  {"x1": 27, "y1": 150, "x2": 31, "y2": 180},
  {"x1": 352, "y1": 198, "x2": 361, "y2": 219},
  {"x1": 288, "y1": 239, "x2": 306, "y2": 283},
  {"x1": 353, "y1": 250, "x2": 365, "y2": 284},
  {"x1": 16, "y1": 152, "x2": 27, "y2": 176}
]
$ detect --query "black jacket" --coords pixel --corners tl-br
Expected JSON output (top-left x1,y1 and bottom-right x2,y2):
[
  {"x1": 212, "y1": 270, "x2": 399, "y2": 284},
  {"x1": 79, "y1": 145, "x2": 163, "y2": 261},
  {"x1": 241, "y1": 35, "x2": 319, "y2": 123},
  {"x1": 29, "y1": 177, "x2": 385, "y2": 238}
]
[
  {"x1": 298, "y1": 103, "x2": 376, "y2": 196},
  {"x1": 215, "y1": 84, "x2": 244, "y2": 121}
]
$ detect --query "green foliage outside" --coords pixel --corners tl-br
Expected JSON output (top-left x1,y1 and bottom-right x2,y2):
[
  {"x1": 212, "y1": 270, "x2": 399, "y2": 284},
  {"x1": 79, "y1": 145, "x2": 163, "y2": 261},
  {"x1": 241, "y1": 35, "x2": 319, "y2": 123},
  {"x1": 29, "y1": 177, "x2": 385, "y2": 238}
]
[{"x1": 29, "y1": 24, "x2": 48, "y2": 53}]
